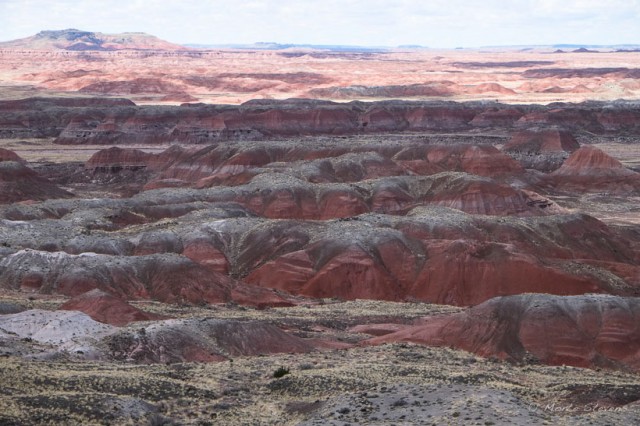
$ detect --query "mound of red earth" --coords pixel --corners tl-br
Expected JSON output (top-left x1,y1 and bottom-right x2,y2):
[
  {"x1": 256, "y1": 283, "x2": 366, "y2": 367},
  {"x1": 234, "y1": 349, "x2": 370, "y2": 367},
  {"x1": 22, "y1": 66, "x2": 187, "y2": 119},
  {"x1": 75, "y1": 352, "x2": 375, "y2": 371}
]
[
  {"x1": 0, "y1": 160, "x2": 73, "y2": 203},
  {"x1": 0, "y1": 250, "x2": 297, "y2": 308},
  {"x1": 466, "y1": 83, "x2": 516, "y2": 95},
  {"x1": 367, "y1": 294, "x2": 640, "y2": 371},
  {"x1": 104, "y1": 318, "x2": 315, "y2": 363},
  {"x1": 555, "y1": 146, "x2": 636, "y2": 176},
  {"x1": 85, "y1": 146, "x2": 153, "y2": 171},
  {"x1": 59, "y1": 289, "x2": 166, "y2": 326},
  {"x1": 0, "y1": 148, "x2": 26, "y2": 164},
  {"x1": 504, "y1": 129, "x2": 580, "y2": 154},
  {"x1": 468, "y1": 107, "x2": 524, "y2": 127},
  {"x1": 503, "y1": 128, "x2": 581, "y2": 171},
  {"x1": 545, "y1": 146, "x2": 640, "y2": 193}
]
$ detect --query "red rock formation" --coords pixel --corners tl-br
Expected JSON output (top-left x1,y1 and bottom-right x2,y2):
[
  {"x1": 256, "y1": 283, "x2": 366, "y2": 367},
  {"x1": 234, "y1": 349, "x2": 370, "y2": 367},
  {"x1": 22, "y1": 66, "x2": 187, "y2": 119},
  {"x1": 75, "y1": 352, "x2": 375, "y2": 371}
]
[
  {"x1": 0, "y1": 97, "x2": 136, "y2": 110},
  {"x1": 426, "y1": 175, "x2": 564, "y2": 216},
  {"x1": 239, "y1": 211, "x2": 636, "y2": 305},
  {"x1": 469, "y1": 107, "x2": 524, "y2": 127},
  {"x1": 515, "y1": 108, "x2": 604, "y2": 133},
  {"x1": 86, "y1": 147, "x2": 153, "y2": 170},
  {"x1": 546, "y1": 146, "x2": 640, "y2": 193},
  {"x1": 367, "y1": 294, "x2": 640, "y2": 371},
  {"x1": 0, "y1": 250, "x2": 296, "y2": 308},
  {"x1": 597, "y1": 109, "x2": 640, "y2": 132},
  {"x1": 554, "y1": 146, "x2": 634, "y2": 176},
  {"x1": 246, "y1": 237, "x2": 602, "y2": 305},
  {"x1": 308, "y1": 83, "x2": 455, "y2": 99},
  {"x1": 79, "y1": 78, "x2": 187, "y2": 95},
  {"x1": 467, "y1": 83, "x2": 516, "y2": 95},
  {"x1": 0, "y1": 161, "x2": 73, "y2": 203},
  {"x1": 2, "y1": 98, "x2": 639, "y2": 145},
  {"x1": 504, "y1": 129, "x2": 580, "y2": 154},
  {"x1": 395, "y1": 144, "x2": 523, "y2": 177},
  {"x1": 89, "y1": 141, "x2": 525, "y2": 193},
  {"x1": 0, "y1": 148, "x2": 26, "y2": 163},
  {"x1": 59, "y1": 289, "x2": 166, "y2": 326}
]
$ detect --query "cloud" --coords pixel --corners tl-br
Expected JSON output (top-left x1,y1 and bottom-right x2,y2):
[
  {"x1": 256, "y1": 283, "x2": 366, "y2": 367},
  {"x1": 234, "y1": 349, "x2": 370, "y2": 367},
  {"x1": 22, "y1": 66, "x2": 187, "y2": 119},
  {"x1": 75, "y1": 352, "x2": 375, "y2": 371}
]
[{"x1": 0, "y1": 0, "x2": 639, "y2": 47}]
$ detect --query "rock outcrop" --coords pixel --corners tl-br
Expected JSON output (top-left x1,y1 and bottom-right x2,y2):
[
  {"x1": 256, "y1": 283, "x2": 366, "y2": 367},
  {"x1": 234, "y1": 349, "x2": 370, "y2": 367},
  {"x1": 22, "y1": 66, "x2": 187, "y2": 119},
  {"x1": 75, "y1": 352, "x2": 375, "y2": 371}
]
[
  {"x1": 103, "y1": 318, "x2": 315, "y2": 363},
  {"x1": 0, "y1": 309, "x2": 314, "y2": 363},
  {"x1": 0, "y1": 309, "x2": 116, "y2": 356}
]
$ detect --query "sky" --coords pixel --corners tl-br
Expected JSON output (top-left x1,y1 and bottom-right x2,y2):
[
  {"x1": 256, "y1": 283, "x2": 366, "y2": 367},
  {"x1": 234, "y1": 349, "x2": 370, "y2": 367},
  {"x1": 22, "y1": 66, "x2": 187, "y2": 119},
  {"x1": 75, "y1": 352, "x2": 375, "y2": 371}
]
[{"x1": 1, "y1": 0, "x2": 639, "y2": 48}]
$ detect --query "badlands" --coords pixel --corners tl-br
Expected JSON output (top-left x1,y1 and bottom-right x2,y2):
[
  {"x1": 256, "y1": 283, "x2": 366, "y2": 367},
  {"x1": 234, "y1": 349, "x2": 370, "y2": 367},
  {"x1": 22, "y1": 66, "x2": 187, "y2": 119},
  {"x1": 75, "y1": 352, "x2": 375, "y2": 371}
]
[{"x1": 0, "y1": 29, "x2": 640, "y2": 424}]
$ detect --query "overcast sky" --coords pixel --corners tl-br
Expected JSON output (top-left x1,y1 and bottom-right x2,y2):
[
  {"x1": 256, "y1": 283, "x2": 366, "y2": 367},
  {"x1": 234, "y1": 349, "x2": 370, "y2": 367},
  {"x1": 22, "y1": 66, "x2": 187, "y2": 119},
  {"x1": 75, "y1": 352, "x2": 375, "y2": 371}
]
[{"x1": 1, "y1": 0, "x2": 639, "y2": 47}]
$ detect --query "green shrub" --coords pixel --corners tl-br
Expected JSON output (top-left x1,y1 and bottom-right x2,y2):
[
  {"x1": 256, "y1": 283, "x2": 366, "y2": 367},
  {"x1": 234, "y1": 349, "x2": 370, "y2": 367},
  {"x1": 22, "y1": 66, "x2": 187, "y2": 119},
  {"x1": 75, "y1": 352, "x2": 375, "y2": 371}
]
[{"x1": 272, "y1": 367, "x2": 290, "y2": 378}]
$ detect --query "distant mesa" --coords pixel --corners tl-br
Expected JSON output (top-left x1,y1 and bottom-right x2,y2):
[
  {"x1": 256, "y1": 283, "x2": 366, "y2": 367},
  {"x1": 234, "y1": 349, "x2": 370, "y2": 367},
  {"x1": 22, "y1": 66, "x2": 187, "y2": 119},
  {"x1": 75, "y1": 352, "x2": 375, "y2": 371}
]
[
  {"x1": 522, "y1": 67, "x2": 640, "y2": 79},
  {"x1": 452, "y1": 61, "x2": 555, "y2": 68},
  {"x1": 573, "y1": 47, "x2": 598, "y2": 53},
  {"x1": 0, "y1": 29, "x2": 188, "y2": 51},
  {"x1": 308, "y1": 83, "x2": 455, "y2": 99}
]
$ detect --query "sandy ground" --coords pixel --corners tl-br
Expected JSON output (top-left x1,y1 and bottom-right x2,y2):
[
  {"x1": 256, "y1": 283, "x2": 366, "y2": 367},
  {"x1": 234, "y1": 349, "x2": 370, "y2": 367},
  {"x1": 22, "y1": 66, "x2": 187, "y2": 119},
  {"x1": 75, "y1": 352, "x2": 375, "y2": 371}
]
[
  {"x1": 1, "y1": 298, "x2": 640, "y2": 425},
  {"x1": 1, "y1": 48, "x2": 639, "y2": 104}
]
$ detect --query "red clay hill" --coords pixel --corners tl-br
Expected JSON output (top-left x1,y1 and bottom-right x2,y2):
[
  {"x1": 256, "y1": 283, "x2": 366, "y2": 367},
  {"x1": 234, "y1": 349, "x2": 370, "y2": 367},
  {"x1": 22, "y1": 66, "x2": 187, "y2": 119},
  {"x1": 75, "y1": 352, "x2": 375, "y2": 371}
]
[
  {"x1": 545, "y1": 146, "x2": 640, "y2": 194},
  {"x1": 0, "y1": 149, "x2": 72, "y2": 203},
  {"x1": 367, "y1": 294, "x2": 640, "y2": 371}
]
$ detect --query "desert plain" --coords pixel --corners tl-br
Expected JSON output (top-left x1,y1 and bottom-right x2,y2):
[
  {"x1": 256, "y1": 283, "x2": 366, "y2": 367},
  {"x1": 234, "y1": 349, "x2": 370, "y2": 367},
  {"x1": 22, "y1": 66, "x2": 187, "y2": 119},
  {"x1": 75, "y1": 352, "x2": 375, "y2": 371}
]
[{"x1": 0, "y1": 29, "x2": 639, "y2": 425}]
